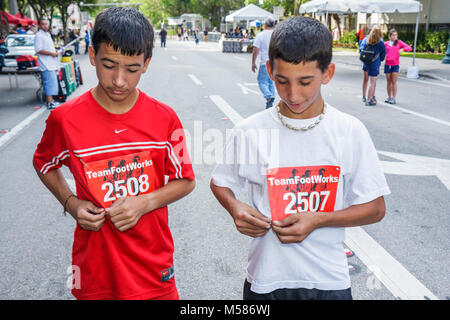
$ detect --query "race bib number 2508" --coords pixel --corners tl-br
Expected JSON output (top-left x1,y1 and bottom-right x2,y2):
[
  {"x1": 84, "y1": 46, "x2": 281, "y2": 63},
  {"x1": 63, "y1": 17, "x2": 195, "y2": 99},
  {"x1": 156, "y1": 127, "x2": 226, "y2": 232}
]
[
  {"x1": 83, "y1": 151, "x2": 156, "y2": 208},
  {"x1": 266, "y1": 166, "x2": 340, "y2": 221}
]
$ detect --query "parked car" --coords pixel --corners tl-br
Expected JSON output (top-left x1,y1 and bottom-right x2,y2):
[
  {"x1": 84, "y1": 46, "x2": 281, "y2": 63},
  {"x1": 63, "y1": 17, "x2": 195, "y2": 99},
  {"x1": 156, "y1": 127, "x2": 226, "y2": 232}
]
[{"x1": 4, "y1": 34, "x2": 36, "y2": 68}]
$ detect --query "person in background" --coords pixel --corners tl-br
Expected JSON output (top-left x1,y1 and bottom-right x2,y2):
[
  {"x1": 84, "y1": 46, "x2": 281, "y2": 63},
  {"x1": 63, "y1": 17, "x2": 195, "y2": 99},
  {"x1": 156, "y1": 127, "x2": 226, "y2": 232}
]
[
  {"x1": 35, "y1": 17, "x2": 62, "y2": 109},
  {"x1": 70, "y1": 28, "x2": 80, "y2": 55},
  {"x1": 359, "y1": 26, "x2": 385, "y2": 106},
  {"x1": 384, "y1": 29, "x2": 412, "y2": 104},
  {"x1": 356, "y1": 25, "x2": 369, "y2": 48},
  {"x1": 0, "y1": 34, "x2": 8, "y2": 73},
  {"x1": 252, "y1": 17, "x2": 276, "y2": 109},
  {"x1": 84, "y1": 30, "x2": 90, "y2": 54},
  {"x1": 160, "y1": 27, "x2": 167, "y2": 48},
  {"x1": 16, "y1": 24, "x2": 26, "y2": 34}
]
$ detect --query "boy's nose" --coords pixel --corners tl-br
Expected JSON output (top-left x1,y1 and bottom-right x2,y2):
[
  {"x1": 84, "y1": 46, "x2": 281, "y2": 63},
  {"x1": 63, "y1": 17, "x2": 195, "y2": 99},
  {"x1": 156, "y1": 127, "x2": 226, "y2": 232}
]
[
  {"x1": 112, "y1": 70, "x2": 126, "y2": 88},
  {"x1": 288, "y1": 84, "x2": 301, "y2": 102}
]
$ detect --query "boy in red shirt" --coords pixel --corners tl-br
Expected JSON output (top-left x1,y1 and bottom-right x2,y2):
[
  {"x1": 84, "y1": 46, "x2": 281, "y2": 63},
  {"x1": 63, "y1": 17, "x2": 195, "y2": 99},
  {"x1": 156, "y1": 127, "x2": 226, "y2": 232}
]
[{"x1": 33, "y1": 7, "x2": 195, "y2": 300}]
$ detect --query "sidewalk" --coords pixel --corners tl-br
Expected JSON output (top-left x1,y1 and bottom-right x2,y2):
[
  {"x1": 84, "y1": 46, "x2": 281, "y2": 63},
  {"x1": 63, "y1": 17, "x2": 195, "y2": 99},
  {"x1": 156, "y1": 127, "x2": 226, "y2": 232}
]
[{"x1": 332, "y1": 49, "x2": 450, "y2": 82}]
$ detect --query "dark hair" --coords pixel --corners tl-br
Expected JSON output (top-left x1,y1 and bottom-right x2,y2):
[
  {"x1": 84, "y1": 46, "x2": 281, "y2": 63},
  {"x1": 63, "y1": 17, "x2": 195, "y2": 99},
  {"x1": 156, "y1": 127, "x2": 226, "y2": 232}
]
[
  {"x1": 37, "y1": 17, "x2": 47, "y2": 26},
  {"x1": 389, "y1": 28, "x2": 398, "y2": 46},
  {"x1": 269, "y1": 17, "x2": 332, "y2": 73},
  {"x1": 92, "y1": 7, "x2": 154, "y2": 60}
]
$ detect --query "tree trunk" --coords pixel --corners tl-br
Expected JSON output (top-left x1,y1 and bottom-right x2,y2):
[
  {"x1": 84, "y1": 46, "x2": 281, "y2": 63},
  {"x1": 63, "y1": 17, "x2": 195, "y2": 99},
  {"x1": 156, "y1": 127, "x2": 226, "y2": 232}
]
[{"x1": 332, "y1": 14, "x2": 341, "y2": 40}]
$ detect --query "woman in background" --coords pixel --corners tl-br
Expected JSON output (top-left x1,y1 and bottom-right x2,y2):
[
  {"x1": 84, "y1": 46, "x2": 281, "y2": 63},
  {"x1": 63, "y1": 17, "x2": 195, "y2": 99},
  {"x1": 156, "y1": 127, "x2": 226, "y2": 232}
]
[
  {"x1": 384, "y1": 29, "x2": 412, "y2": 104},
  {"x1": 360, "y1": 26, "x2": 385, "y2": 106}
]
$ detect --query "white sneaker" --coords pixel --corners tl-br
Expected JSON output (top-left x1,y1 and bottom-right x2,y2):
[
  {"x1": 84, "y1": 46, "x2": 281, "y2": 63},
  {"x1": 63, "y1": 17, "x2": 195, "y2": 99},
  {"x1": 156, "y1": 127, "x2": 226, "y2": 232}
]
[{"x1": 50, "y1": 101, "x2": 61, "y2": 108}]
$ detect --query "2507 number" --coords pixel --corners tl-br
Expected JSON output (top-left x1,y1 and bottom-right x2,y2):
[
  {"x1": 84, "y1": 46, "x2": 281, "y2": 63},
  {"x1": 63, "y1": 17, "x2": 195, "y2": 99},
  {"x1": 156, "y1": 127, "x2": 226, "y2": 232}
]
[
  {"x1": 283, "y1": 191, "x2": 330, "y2": 214},
  {"x1": 101, "y1": 174, "x2": 150, "y2": 202}
]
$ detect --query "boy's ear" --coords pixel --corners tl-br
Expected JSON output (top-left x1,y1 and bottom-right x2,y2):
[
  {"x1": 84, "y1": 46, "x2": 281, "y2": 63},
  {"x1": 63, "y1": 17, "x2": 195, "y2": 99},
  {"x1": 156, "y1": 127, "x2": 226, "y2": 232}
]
[
  {"x1": 142, "y1": 57, "x2": 151, "y2": 73},
  {"x1": 88, "y1": 45, "x2": 96, "y2": 67},
  {"x1": 321, "y1": 62, "x2": 335, "y2": 84},
  {"x1": 266, "y1": 60, "x2": 274, "y2": 80}
]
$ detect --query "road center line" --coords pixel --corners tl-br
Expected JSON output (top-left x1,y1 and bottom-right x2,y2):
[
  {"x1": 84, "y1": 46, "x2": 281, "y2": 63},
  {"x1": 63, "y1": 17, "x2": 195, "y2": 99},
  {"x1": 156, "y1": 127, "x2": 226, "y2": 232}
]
[
  {"x1": 188, "y1": 74, "x2": 203, "y2": 86},
  {"x1": 0, "y1": 108, "x2": 46, "y2": 149},
  {"x1": 209, "y1": 94, "x2": 439, "y2": 300},
  {"x1": 380, "y1": 102, "x2": 450, "y2": 127}
]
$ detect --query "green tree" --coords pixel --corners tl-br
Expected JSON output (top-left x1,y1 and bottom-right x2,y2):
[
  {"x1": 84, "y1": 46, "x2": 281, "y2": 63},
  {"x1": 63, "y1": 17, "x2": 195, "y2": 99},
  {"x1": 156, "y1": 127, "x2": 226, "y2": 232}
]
[
  {"x1": 261, "y1": 0, "x2": 281, "y2": 13},
  {"x1": 191, "y1": 0, "x2": 241, "y2": 28},
  {"x1": 131, "y1": 0, "x2": 167, "y2": 26}
]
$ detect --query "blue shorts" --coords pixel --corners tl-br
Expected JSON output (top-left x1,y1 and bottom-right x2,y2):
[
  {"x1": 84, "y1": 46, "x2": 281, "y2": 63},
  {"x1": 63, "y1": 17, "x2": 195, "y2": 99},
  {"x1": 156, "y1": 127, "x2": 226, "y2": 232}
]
[
  {"x1": 42, "y1": 70, "x2": 59, "y2": 96},
  {"x1": 384, "y1": 65, "x2": 400, "y2": 74},
  {"x1": 362, "y1": 63, "x2": 380, "y2": 77}
]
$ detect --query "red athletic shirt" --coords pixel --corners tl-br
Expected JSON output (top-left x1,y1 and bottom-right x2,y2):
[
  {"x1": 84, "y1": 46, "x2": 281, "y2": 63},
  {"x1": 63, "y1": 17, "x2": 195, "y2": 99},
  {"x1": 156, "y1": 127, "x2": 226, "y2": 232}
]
[{"x1": 33, "y1": 89, "x2": 195, "y2": 300}]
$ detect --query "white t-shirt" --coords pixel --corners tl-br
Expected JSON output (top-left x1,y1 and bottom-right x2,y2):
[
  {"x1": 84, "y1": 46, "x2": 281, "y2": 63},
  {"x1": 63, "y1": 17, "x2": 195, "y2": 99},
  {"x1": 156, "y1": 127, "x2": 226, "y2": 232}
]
[
  {"x1": 253, "y1": 29, "x2": 273, "y2": 66},
  {"x1": 34, "y1": 29, "x2": 59, "y2": 71},
  {"x1": 211, "y1": 104, "x2": 391, "y2": 294}
]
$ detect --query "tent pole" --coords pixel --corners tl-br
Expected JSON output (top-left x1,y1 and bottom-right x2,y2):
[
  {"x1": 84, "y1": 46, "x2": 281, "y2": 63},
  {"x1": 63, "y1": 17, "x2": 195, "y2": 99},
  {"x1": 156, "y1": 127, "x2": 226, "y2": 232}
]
[
  {"x1": 325, "y1": 11, "x2": 329, "y2": 25},
  {"x1": 413, "y1": 11, "x2": 420, "y2": 67}
]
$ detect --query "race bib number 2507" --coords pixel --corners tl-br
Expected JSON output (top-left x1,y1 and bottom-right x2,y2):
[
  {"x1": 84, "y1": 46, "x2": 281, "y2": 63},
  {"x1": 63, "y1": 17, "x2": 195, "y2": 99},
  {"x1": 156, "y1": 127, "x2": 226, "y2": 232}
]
[
  {"x1": 83, "y1": 151, "x2": 156, "y2": 208},
  {"x1": 266, "y1": 166, "x2": 340, "y2": 221}
]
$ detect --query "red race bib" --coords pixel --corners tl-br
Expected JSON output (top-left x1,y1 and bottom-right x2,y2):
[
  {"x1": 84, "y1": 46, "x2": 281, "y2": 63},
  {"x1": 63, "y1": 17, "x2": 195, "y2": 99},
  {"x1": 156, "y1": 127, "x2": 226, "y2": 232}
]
[
  {"x1": 83, "y1": 151, "x2": 156, "y2": 208},
  {"x1": 266, "y1": 166, "x2": 340, "y2": 221}
]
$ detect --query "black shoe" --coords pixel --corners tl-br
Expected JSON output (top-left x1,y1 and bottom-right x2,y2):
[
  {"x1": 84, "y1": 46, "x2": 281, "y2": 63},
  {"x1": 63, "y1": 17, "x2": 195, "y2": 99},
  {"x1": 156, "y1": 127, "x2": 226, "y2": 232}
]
[{"x1": 46, "y1": 102, "x2": 55, "y2": 110}]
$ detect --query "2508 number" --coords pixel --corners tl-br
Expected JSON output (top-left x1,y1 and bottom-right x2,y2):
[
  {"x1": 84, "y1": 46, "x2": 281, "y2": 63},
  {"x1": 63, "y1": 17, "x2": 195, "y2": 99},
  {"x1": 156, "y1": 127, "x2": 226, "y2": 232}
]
[
  {"x1": 101, "y1": 174, "x2": 150, "y2": 202},
  {"x1": 283, "y1": 191, "x2": 330, "y2": 214}
]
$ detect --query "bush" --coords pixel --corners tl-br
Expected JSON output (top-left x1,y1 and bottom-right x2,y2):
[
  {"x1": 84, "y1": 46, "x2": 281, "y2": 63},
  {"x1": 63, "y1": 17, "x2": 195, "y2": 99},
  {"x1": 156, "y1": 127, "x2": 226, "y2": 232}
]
[
  {"x1": 395, "y1": 30, "x2": 448, "y2": 53},
  {"x1": 336, "y1": 31, "x2": 357, "y2": 48}
]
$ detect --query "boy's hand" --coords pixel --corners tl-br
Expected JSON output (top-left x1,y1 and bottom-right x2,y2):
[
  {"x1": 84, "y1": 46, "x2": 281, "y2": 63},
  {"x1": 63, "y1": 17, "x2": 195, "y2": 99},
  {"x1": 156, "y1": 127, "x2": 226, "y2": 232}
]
[
  {"x1": 252, "y1": 63, "x2": 257, "y2": 73},
  {"x1": 231, "y1": 201, "x2": 271, "y2": 238},
  {"x1": 271, "y1": 213, "x2": 319, "y2": 244},
  {"x1": 66, "y1": 197, "x2": 106, "y2": 232},
  {"x1": 105, "y1": 196, "x2": 147, "y2": 232}
]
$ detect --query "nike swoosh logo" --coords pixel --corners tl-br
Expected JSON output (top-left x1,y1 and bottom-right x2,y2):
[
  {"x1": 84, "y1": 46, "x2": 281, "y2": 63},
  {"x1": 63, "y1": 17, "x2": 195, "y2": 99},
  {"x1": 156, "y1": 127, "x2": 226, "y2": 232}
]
[{"x1": 115, "y1": 129, "x2": 127, "y2": 134}]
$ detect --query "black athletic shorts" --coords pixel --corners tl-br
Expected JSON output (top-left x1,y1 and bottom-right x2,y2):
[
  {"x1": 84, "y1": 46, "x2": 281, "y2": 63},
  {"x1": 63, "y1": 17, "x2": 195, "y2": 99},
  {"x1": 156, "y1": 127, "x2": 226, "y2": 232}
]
[{"x1": 243, "y1": 279, "x2": 353, "y2": 300}]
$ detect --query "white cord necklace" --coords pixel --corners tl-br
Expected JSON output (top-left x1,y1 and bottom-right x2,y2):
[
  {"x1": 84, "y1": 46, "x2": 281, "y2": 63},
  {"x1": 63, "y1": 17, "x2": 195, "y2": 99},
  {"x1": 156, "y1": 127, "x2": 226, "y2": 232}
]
[{"x1": 276, "y1": 101, "x2": 326, "y2": 131}]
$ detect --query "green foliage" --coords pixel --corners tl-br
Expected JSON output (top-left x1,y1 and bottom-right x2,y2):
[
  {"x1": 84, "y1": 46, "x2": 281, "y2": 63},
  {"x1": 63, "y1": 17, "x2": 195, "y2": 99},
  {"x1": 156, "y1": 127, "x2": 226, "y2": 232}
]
[{"x1": 387, "y1": 30, "x2": 449, "y2": 54}]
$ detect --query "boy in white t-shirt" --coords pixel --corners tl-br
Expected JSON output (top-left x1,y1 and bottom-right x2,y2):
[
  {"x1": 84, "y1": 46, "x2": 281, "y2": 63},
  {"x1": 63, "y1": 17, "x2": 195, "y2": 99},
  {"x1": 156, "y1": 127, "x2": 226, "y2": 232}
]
[{"x1": 210, "y1": 17, "x2": 390, "y2": 300}]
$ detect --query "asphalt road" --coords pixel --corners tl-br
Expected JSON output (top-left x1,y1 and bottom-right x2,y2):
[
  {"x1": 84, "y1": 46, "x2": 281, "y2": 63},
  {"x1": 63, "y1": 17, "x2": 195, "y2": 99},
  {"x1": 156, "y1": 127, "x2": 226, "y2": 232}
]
[{"x1": 0, "y1": 39, "x2": 449, "y2": 300}]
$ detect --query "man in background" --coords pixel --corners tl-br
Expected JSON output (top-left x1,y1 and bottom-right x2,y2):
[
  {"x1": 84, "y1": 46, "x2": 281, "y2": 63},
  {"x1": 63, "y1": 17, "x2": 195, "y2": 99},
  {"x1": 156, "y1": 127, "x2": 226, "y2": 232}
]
[
  {"x1": 252, "y1": 17, "x2": 276, "y2": 109},
  {"x1": 35, "y1": 17, "x2": 61, "y2": 109}
]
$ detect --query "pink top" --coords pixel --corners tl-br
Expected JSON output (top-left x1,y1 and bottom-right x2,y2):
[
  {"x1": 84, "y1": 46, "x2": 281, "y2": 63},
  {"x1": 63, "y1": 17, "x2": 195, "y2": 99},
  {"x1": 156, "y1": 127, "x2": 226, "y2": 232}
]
[{"x1": 384, "y1": 40, "x2": 412, "y2": 66}]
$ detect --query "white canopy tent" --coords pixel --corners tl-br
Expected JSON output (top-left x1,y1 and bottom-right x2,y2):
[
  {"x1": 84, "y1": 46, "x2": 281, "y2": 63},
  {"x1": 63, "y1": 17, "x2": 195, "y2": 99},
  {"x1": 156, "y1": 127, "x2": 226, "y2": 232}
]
[
  {"x1": 225, "y1": 4, "x2": 275, "y2": 29},
  {"x1": 300, "y1": 0, "x2": 423, "y2": 77}
]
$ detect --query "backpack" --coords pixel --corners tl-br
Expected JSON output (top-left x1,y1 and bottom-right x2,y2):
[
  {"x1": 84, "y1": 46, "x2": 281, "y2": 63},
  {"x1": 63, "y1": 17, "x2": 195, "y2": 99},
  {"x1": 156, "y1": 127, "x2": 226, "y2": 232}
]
[{"x1": 359, "y1": 43, "x2": 379, "y2": 64}]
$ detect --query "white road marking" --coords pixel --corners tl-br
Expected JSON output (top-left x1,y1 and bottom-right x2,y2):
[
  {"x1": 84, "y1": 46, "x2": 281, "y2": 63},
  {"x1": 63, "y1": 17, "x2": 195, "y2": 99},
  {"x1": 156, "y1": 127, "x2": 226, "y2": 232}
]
[
  {"x1": 189, "y1": 74, "x2": 203, "y2": 86},
  {"x1": 380, "y1": 101, "x2": 450, "y2": 128},
  {"x1": 209, "y1": 95, "x2": 244, "y2": 125},
  {"x1": 378, "y1": 150, "x2": 450, "y2": 190},
  {"x1": 209, "y1": 94, "x2": 439, "y2": 300},
  {"x1": 171, "y1": 55, "x2": 178, "y2": 61},
  {"x1": 0, "y1": 108, "x2": 46, "y2": 149},
  {"x1": 400, "y1": 75, "x2": 450, "y2": 89},
  {"x1": 336, "y1": 61, "x2": 450, "y2": 89},
  {"x1": 237, "y1": 82, "x2": 261, "y2": 95},
  {"x1": 345, "y1": 227, "x2": 438, "y2": 300}
]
